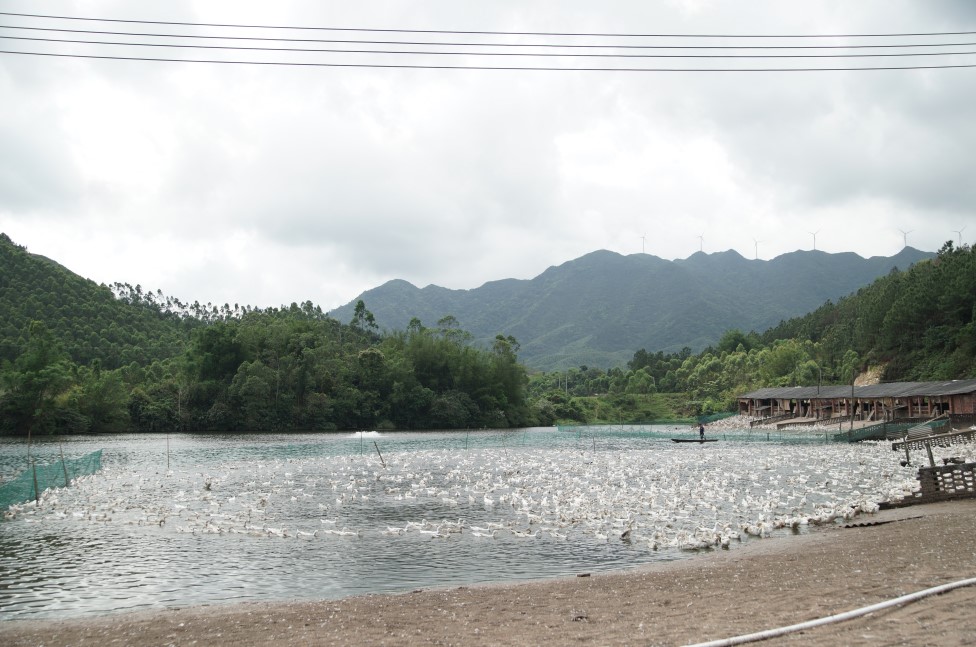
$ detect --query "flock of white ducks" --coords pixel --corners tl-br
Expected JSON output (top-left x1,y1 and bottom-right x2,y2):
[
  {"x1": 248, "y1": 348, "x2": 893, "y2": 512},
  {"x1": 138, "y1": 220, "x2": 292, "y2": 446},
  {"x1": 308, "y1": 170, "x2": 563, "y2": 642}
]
[{"x1": 7, "y1": 433, "x2": 964, "y2": 557}]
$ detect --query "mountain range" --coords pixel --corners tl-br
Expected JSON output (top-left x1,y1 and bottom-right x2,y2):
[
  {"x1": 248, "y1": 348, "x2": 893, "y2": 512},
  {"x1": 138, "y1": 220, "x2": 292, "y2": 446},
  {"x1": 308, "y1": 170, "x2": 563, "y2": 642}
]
[{"x1": 329, "y1": 248, "x2": 934, "y2": 371}]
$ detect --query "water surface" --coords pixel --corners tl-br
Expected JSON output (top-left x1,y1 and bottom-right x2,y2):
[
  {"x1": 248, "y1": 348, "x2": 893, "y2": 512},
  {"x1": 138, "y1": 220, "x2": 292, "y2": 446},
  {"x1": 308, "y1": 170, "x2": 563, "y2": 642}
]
[{"x1": 0, "y1": 428, "x2": 916, "y2": 620}]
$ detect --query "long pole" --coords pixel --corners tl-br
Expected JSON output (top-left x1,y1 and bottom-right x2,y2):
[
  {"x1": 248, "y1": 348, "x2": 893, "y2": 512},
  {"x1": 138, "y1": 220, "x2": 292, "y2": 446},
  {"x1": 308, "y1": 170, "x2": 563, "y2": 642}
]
[
  {"x1": 59, "y1": 438, "x2": 70, "y2": 486},
  {"x1": 32, "y1": 460, "x2": 40, "y2": 504},
  {"x1": 850, "y1": 369, "x2": 856, "y2": 432}
]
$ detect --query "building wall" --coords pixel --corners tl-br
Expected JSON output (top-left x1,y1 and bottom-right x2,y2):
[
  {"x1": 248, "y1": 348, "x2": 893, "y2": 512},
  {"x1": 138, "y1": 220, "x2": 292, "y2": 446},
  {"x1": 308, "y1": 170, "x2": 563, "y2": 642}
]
[{"x1": 740, "y1": 390, "x2": 976, "y2": 422}]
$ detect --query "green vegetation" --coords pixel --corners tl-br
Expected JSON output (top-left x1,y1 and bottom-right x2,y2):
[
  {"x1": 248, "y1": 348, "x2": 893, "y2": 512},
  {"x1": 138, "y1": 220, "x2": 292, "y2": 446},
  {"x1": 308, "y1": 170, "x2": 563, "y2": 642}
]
[
  {"x1": 2, "y1": 233, "x2": 972, "y2": 434},
  {"x1": 0, "y1": 235, "x2": 531, "y2": 435},
  {"x1": 527, "y1": 242, "x2": 975, "y2": 423},
  {"x1": 760, "y1": 241, "x2": 976, "y2": 382},
  {"x1": 330, "y1": 247, "x2": 934, "y2": 371},
  {"x1": 532, "y1": 390, "x2": 699, "y2": 426}
]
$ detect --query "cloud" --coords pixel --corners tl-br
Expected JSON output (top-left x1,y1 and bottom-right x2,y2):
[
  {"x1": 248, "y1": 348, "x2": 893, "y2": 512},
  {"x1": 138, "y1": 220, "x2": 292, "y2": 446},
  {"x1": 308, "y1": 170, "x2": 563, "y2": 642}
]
[{"x1": 1, "y1": 0, "x2": 973, "y2": 312}]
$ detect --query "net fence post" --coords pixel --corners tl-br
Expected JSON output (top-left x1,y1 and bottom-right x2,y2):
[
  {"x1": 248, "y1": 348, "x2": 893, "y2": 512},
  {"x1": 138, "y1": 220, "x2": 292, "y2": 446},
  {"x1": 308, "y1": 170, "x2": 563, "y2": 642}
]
[
  {"x1": 59, "y1": 440, "x2": 70, "y2": 487},
  {"x1": 32, "y1": 460, "x2": 40, "y2": 504}
]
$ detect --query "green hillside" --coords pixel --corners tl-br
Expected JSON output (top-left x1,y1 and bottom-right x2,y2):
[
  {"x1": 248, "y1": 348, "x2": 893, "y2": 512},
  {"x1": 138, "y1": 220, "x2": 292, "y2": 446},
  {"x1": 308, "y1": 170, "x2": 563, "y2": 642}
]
[
  {"x1": 3, "y1": 231, "x2": 970, "y2": 434},
  {"x1": 529, "y1": 242, "x2": 976, "y2": 422},
  {"x1": 761, "y1": 241, "x2": 976, "y2": 382},
  {"x1": 0, "y1": 233, "x2": 194, "y2": 368},
  {"x1": 0, "y1": 234, "x2": 532, "y2": 435},
  {"x1": 330, "y1": 247, "x2": 934, "y2": 371}
]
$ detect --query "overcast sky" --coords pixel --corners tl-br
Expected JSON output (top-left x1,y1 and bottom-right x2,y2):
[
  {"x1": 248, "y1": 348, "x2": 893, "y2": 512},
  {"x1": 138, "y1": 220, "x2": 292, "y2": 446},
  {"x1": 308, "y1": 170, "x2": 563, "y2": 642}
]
[{"x1": 2, "y1": 1, "x2": 974, "y2": 312}]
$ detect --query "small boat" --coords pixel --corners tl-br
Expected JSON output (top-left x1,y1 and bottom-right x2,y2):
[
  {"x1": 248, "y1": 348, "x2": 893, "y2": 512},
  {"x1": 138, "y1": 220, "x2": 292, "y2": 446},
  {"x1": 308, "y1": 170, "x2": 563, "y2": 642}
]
[{"x1": 671, "y1": 438, "x2": 718, "y2": 443}]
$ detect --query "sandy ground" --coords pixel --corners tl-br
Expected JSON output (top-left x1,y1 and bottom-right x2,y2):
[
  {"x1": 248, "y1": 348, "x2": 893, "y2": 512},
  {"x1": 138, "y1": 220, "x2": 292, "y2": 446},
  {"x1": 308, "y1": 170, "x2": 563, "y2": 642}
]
[{"x1": 3, "y1": 499, "x2": 976, "y2": 647}]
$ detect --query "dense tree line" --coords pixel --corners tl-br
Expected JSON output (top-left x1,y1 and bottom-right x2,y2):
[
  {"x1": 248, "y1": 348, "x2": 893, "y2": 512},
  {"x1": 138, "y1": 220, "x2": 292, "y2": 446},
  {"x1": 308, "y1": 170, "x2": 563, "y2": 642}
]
[
  {"x1": 760, "y1": 241, "x2": 976, "y2": 381},
  {"x1": 1, "y1": 234, "x2": 534, "y2": 435},
  {"x1": 0, "y1": 302, "x2": 533, "y2": 435}
]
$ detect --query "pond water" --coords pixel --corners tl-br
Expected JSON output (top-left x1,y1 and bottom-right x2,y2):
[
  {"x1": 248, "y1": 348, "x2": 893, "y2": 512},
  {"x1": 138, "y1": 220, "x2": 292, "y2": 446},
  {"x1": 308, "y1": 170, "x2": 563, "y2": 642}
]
[{"x1": 0, "y1": 427, "x2": 919, "y2": 621}]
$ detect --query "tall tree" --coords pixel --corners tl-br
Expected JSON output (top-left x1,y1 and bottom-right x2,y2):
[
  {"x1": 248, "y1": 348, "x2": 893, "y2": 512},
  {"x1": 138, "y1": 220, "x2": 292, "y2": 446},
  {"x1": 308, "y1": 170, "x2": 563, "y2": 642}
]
[{"x1": 0, "y1": 321, "x2": 73, "y2": 436}]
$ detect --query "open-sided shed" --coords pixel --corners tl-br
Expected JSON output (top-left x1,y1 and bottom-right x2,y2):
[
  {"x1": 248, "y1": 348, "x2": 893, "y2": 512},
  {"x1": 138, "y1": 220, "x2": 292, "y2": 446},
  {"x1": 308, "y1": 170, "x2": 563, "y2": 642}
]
[{"x1": 739, "y1": 379, "x2": 976, "y2": 427}]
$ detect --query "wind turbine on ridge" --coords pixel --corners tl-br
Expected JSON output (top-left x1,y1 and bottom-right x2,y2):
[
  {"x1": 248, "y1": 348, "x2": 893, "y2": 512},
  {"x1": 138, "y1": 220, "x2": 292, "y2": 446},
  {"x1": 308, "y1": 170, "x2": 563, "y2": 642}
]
[
  {"x1": 753, "y1": 238, "x2": 762, "y2": 260},
  {"x1": 952, "y1": 226, "x2": 967, "y2": 246},
  {"x1": 898, "y1": 228, "x2": 913, "y2": 249},
  {"x1": 640, "y1": 233, "x2": 647, "y2": 254},
  {"x1": 809, "y1": 229, "x2": 820, "y2": 251},
  {"x1": 697, "y1": 233, "x2": 704, "y2": 253}
]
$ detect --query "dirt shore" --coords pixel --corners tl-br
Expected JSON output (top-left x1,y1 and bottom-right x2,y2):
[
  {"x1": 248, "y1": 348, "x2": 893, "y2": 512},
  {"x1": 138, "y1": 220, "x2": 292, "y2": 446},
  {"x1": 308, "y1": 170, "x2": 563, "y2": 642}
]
[{"x1": 4, "y1": 499, "x2": 976, "y2": 646}]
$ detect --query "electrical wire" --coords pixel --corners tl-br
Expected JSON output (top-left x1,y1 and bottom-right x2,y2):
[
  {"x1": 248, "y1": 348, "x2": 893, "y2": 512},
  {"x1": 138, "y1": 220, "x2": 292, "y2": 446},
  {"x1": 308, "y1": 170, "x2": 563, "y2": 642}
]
[
  {"x1": 3, "y1": 35, "x2": 974, "y2": 59},
  {"x1": 4, "y1": 48, "x2": 976, "y2": 71},
  {"x1": 2, "y1": 24, "x2": 975, "y2": 50},
  {"x1": 2, "y1": 11, "x2": 974, "y2": 71},
  {"x1": 2, "y1": 11, "x2": 975, "y2": 38}
]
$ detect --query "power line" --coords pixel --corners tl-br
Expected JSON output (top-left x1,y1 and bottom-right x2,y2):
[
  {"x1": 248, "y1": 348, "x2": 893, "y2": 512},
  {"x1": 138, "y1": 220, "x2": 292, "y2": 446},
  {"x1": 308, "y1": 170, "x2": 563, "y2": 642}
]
[
  {"x1": 4, "y1": 48, "x2": 976, "y2": 72},
  {"x1": 2, "y1": 24, "x2": 975, "y2": 50},
  {"x1": 2, "y1": 11, "x2": 975, "y2": 39},
  {"x1": 5, "y1": 35, "x2": 975, "y2": 59},
  {"x1": 3, "y1": 11, "x2": 975, "y2": 71}
]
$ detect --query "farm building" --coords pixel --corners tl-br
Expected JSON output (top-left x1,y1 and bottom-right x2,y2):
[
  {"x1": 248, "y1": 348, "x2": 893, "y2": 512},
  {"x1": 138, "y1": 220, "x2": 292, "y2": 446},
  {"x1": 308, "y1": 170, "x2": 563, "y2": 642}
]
[{"x1": 738, "y1": 379, "x2": 976, "y2": 430}]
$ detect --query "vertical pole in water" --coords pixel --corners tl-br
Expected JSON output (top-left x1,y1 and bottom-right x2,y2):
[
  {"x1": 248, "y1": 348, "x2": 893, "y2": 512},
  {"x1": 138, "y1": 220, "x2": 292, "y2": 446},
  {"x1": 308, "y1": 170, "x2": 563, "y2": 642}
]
[
  {"x1": 465, "y1": 430, "x2": 470, "y2": 450},
  {"x1": 166, "y1": 433, "x2": 170, "y2": 471},
  {"x1": 32, "y1": 460, "x2": 40, "y2": 504},
  {"x1": 361, "y1": 431, "x2": 364, "y2": 456},
  {"x1": 59, "y1": 439, "x2": 69, "y2": 487}
]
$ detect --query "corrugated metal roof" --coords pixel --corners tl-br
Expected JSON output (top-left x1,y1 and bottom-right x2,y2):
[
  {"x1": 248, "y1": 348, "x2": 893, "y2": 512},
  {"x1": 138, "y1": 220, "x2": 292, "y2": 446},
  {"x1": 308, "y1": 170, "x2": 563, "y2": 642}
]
[{"x1": 740, "y1": 378, "x2": 976, "y2": 400}]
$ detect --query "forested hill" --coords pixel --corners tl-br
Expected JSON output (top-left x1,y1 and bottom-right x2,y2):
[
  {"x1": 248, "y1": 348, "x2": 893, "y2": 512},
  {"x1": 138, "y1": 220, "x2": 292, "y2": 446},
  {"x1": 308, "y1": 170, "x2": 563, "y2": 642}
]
[
  {"x1": 532, "y1": 243, "x2": 974, "y2": 422},
  {"x1": 2, "y1": 230, "x2": 969, "y2": 434},
  {"x1": 0, "y1": 233, "x2": 193, "y2": 368},
  {"x1": 0, "y1": 233, "x2": 533, "y2": 435},
  {"x1": 331, "y1": 247, "x2": 934, "y2": 371},
  {"x1": 759, "y1": 241, "x2": 976, "y2": 382}
]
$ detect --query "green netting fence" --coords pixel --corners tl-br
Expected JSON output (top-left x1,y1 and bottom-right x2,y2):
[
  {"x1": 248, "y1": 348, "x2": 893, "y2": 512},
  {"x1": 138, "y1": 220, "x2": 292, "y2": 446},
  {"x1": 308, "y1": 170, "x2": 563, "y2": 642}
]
[{"x1": 0, "y1": 450, "x2": 102, "y2": 510}]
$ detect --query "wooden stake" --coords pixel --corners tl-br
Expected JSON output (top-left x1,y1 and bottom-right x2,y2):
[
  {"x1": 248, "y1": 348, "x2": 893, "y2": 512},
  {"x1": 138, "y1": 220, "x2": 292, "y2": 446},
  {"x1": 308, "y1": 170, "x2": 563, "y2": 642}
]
[
  {"x1": 373, "y1": 441, "x2": 386, "y2": 468},
  {"x1": 32, "y1": 460, "x2": 40, "y2": 504},
  {"x1": 59, "y1": 439, "x2": 70, "y2": 487}
]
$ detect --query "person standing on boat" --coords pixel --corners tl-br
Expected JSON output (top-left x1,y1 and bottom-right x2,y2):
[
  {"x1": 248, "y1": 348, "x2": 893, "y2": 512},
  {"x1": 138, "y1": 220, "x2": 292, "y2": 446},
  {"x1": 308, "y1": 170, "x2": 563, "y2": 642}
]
[{"x1": 699, "y1": 423, "x2": 705, "y2": 440}]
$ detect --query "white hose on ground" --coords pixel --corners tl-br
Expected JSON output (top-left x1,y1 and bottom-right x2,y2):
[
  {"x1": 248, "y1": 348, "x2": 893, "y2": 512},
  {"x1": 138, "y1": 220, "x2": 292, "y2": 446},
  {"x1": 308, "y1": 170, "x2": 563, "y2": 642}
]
[{"x1": 684, "y1": 576, "x2": 976, "y2": 647}]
